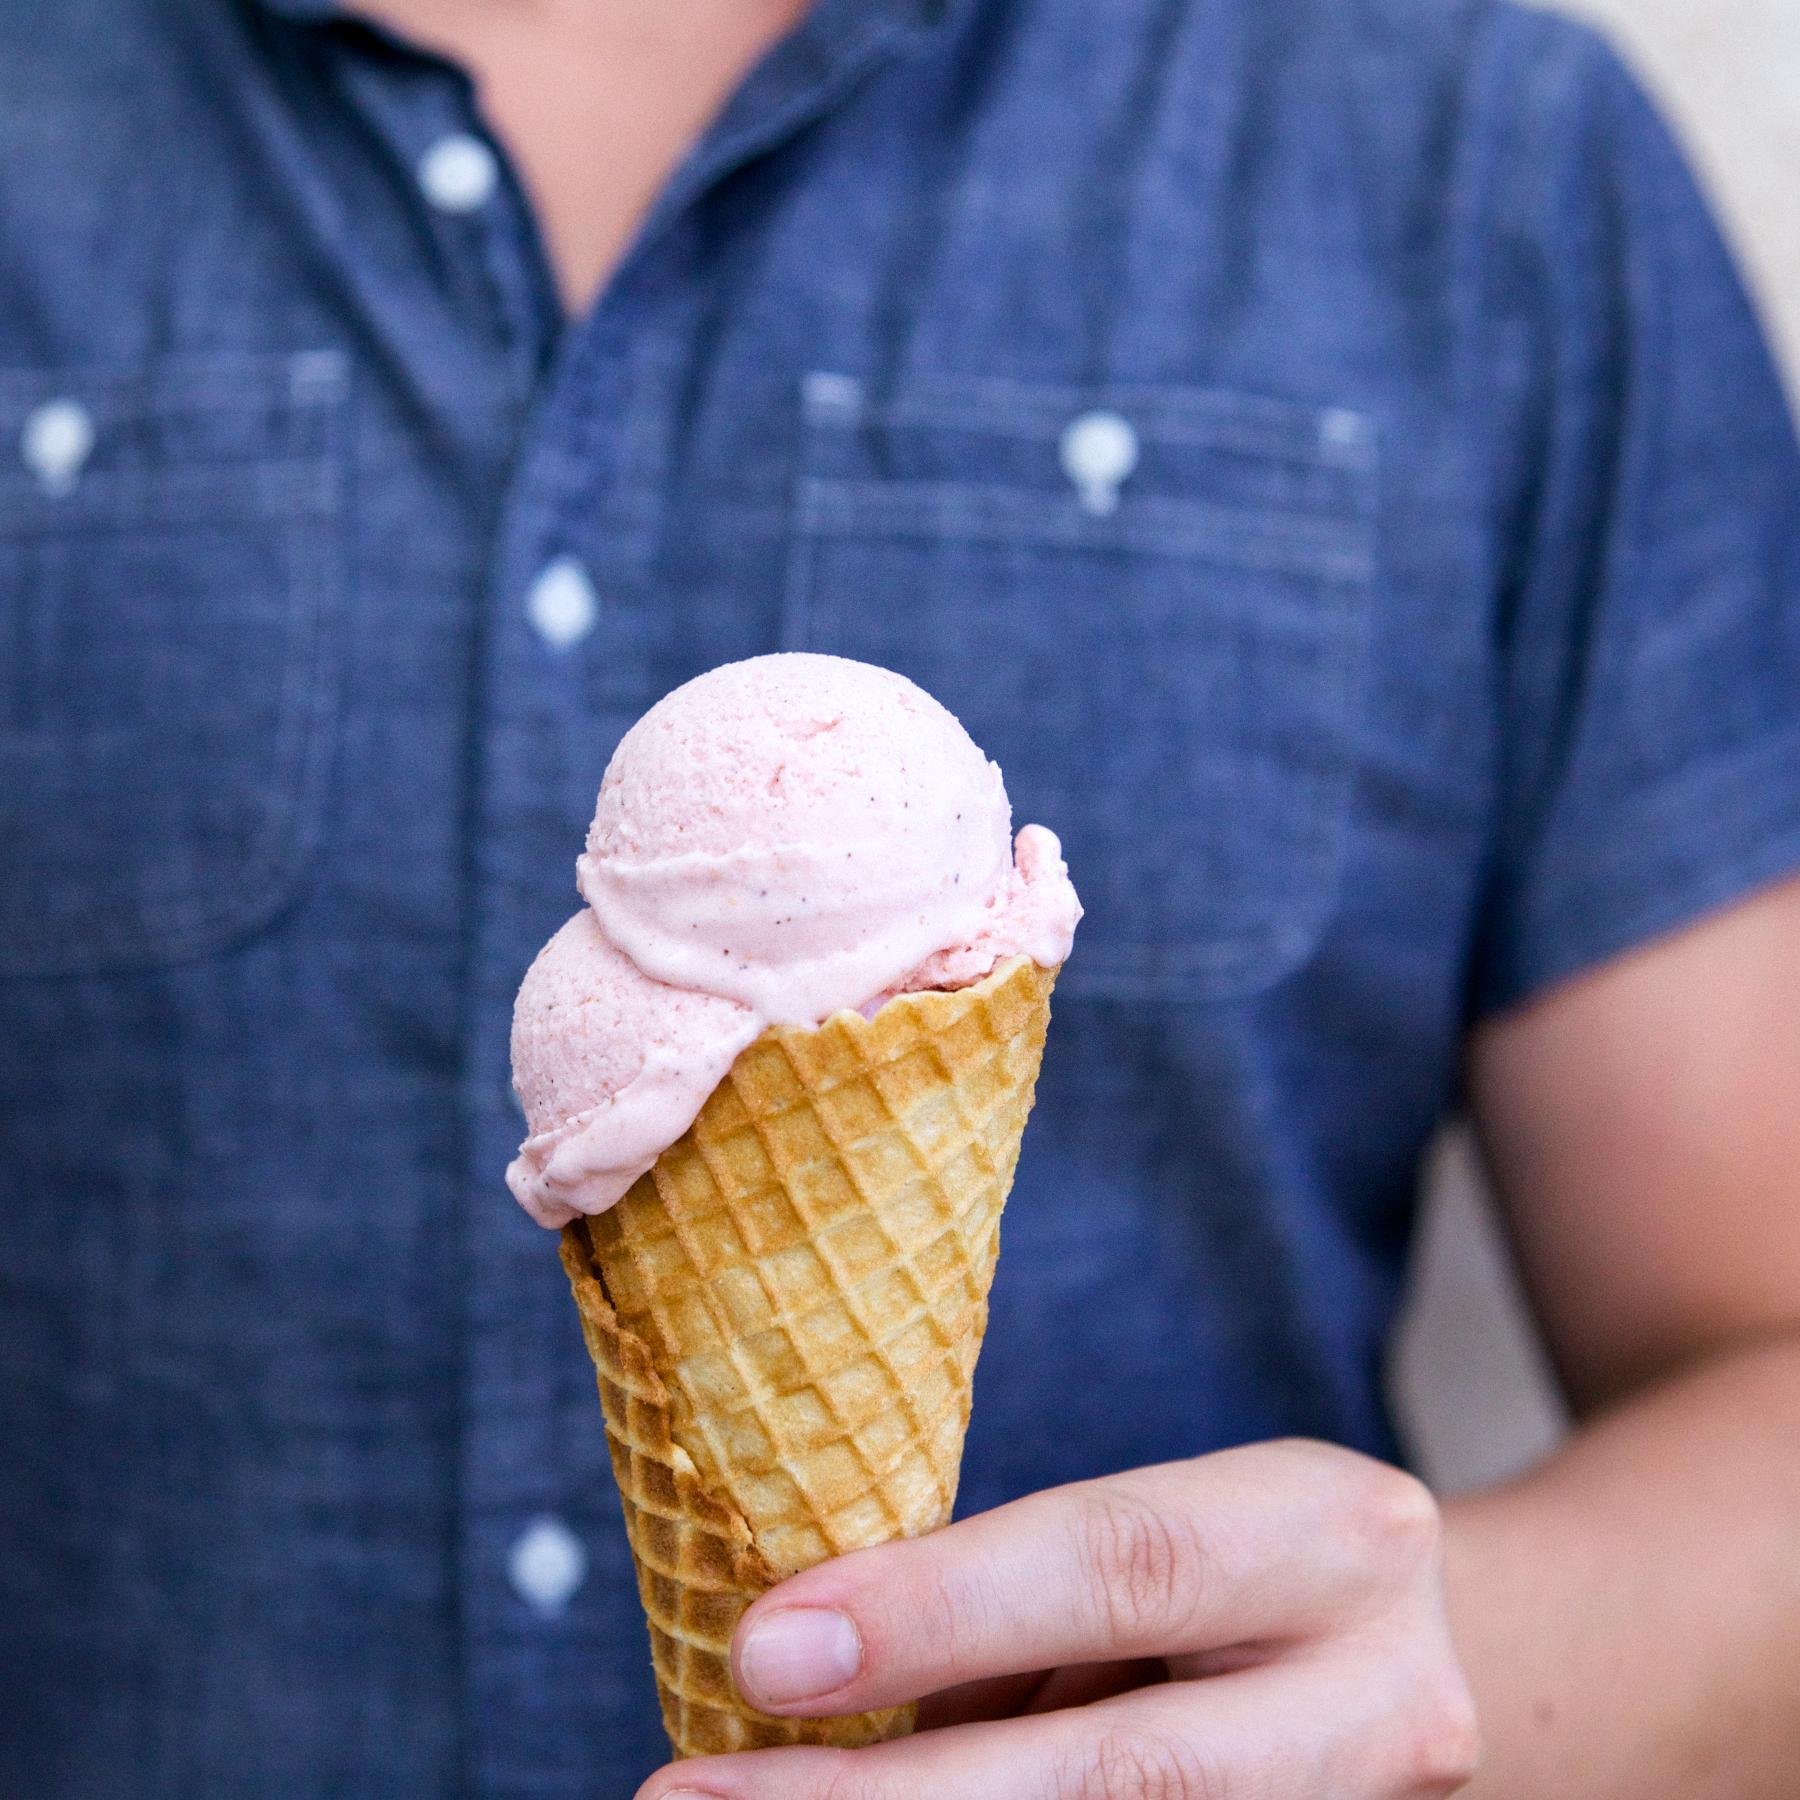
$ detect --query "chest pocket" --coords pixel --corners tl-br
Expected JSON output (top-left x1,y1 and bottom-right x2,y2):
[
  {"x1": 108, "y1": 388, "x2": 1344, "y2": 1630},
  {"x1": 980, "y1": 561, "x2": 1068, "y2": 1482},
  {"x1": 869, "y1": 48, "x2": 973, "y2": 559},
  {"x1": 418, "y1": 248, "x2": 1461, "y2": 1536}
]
[
  {"x1": 782, "y1": 372, "x2": 1377, "y2": 1002},
  {"x1": 0, "y1": 352, "x2": 349, "y2": 978}
]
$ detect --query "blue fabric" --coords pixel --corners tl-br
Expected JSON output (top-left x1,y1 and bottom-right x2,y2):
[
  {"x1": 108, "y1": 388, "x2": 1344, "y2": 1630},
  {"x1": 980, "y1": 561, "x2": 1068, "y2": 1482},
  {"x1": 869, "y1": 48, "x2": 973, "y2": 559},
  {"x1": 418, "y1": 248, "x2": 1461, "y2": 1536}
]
[{"x1": 3, "y1": 0, "x2": 1798, "y2": 1792}]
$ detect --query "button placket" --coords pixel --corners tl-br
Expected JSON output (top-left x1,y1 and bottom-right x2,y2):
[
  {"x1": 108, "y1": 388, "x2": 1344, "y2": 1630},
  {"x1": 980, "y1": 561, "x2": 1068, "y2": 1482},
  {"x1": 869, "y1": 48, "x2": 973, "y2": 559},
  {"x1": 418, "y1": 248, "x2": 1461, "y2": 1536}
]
[
  {"x1": 455, "y1": 313, "x2": 671, "y2": 1795},
  {"x1": 443, "y1": 21, "x2": 894, "y2": 1777}
]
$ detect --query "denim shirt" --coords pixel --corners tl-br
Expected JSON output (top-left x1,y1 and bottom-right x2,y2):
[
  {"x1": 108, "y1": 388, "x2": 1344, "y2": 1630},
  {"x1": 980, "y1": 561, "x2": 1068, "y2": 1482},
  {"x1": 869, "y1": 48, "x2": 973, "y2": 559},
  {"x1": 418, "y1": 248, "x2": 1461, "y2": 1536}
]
[{"x1": 4, "y1": 0, "x2": 1798, "y2": 1793}]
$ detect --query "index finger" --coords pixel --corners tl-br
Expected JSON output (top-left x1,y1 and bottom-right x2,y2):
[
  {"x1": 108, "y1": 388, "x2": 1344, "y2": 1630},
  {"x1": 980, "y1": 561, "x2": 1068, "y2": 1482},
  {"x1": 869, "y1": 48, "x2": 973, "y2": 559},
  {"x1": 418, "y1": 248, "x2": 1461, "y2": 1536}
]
[{"x1": 729, "y1": 1441, "x2": 1425, "y2": 1716}]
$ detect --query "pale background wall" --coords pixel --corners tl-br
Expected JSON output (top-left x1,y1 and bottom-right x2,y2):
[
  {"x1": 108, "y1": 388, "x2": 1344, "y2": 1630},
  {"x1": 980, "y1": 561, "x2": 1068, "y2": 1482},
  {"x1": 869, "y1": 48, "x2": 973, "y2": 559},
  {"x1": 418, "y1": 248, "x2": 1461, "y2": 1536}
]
[{"x1": 1389, "y1": 0, "x2": 1800, "y2": 1495}]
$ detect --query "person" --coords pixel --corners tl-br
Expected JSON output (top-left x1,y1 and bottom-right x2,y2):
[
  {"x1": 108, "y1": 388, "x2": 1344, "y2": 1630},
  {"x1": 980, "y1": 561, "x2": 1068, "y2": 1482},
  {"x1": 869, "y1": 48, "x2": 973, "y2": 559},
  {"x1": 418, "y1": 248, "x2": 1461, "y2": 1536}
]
[{"x1": 2, "y1": 0, "x2": 1797, "y2": 1794}]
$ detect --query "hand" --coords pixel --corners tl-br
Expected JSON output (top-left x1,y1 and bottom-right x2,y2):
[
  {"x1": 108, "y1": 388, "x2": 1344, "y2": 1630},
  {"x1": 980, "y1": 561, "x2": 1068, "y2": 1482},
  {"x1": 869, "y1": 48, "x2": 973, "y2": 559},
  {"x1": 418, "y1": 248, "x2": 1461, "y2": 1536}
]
[{"x1": 634, "y1": 1440, "x2": 1480, "y2": 1798}]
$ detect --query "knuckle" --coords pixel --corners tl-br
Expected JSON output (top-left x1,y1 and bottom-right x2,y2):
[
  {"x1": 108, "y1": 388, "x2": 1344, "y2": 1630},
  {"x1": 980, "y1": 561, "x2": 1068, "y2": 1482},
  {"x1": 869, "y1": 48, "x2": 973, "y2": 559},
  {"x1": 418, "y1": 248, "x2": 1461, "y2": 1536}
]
[
  {"x1": 1363, "y1": 1672, "x2": 1482, "y2": 1796},
  {"x1": 1400, "y1": 1677, "x2": 1484, "y2": 1793},
  {"x1": 907, "y1": 1548, "x2": 992, "y2": 1676},
  {"x1": 1336, "y1": 1460, "x2": 1443, "y2": 1577},
  {"x1": 1075, "y1": 1488, "x2": 1206, "y2": 1646},
  {"x1": 1063, "y1": 1722, "x2": 1222, "y2": 1800},
  {"x1": 810, "y1": 1749, "x2": 886, "y2": 1800}
]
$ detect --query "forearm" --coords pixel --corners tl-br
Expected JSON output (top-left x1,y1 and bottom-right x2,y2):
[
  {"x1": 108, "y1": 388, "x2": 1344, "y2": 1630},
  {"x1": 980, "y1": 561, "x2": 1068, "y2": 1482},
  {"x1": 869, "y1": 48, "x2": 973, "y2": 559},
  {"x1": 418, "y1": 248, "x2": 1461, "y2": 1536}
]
[{"x1": 1442, "y1": 1332, "x2": 1800, "y2": 1799}]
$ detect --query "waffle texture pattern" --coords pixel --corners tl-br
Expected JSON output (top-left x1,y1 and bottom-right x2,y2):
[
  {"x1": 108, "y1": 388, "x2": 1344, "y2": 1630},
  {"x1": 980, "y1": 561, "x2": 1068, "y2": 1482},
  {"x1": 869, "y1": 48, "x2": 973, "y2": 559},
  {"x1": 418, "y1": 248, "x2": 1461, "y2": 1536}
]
[{"x1": 560, "y1": 955, "x2": 1056, "y2": 1757}]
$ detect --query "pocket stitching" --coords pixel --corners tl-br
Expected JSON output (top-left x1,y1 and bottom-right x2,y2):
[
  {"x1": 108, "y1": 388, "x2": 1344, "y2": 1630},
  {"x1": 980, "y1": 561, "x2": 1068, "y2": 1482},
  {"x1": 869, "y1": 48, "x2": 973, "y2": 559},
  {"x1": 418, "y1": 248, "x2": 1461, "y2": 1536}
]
[{"x1": 798, "y1": 477, "x2": 1374, "y2": 584}]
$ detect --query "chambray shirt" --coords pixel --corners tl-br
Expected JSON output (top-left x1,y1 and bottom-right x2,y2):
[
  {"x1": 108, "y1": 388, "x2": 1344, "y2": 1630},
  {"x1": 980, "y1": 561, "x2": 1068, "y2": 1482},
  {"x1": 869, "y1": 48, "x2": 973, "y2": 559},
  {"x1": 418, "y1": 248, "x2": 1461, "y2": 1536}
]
[{"x1": 4, "y1": 0, "x2": 1799, "y2": 1793}]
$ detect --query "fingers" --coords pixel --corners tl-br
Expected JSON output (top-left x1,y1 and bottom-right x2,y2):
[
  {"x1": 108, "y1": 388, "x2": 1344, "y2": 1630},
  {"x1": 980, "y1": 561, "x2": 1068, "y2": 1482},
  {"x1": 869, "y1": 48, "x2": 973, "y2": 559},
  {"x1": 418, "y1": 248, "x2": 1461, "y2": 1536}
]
[
  {"x1": 636, "y1": 1673, "x2": 1290, "y2": 1800},
  {"x1": 646, "y1": 1444, "x2": 1477, "y2": 1798},
  {"x1": 635, "y1": 1649, "x2": 1479, "y2": 1800},
  {"x1": 731, "y1": 1442, "x2": 1435, "y2": 1716}
]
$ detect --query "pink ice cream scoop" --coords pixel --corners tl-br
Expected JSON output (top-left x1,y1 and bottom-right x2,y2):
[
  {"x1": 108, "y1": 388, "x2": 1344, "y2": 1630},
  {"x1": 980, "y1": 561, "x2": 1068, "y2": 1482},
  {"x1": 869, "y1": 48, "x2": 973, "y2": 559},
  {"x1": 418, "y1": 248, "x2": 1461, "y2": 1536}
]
[{"x1": 506, "y1": 653, "x2": 1080, "y2": 1227}]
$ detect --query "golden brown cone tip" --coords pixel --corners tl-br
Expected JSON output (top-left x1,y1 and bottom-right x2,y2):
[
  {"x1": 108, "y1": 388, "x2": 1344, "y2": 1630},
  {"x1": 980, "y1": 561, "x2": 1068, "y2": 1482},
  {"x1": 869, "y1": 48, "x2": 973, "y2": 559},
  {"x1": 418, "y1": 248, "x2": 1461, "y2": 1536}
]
[{"x1": 558, "y1": 954, "x2": 1057, "y2": 1757}]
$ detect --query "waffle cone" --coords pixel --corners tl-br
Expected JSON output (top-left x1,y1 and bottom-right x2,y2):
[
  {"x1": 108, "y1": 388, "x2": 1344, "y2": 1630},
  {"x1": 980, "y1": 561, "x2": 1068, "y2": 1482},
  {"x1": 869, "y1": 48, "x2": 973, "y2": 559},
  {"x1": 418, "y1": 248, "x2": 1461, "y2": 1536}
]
[{"x1": 558, "y1": 954, "x2": 1056, "y2": 1759}]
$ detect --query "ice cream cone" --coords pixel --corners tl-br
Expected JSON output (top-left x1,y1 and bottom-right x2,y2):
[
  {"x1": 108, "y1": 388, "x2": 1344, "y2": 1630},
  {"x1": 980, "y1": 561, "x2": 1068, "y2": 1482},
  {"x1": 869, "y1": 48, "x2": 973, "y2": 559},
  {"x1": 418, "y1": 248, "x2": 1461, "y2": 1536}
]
[{"x1": 559, "y1": 953, "x2": 1056, "y2": 1759}]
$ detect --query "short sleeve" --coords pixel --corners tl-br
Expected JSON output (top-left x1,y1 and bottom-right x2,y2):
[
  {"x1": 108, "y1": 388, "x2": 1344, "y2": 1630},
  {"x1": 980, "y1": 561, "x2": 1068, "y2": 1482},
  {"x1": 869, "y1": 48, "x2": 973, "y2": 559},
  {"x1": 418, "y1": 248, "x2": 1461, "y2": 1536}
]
[{"x1": 1470, "y1": 21, "x2": 1800, "y2": 1017}]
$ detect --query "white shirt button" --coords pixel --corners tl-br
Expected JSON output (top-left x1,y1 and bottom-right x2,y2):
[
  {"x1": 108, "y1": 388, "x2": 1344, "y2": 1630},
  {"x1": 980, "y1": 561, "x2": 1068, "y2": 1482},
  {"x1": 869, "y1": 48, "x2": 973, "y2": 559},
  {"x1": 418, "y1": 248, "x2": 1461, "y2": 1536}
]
[
  {"x1": 21, "y1": 398, "x2": 95, "y2": 494},
  {"x1": 509, "y1": 1516, "x2": 588, "y2": 1615},
  {"x1": 1060, "y1": 409, "x2": 1139, "y2": 515},
  {"x1": 418, "y1": 132, "x2": 499, "y2": 213},
  {"x1": 526, "y1": 556, "x2": 599, "y2": 650}
]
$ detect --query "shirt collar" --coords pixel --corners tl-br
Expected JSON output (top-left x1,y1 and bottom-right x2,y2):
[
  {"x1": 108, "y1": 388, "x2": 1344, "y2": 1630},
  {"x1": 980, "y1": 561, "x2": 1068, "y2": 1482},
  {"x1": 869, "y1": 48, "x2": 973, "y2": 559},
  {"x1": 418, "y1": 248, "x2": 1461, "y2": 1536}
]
[{"x1": 247, "y1": 0, "x2": 969, "y2": 256}]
